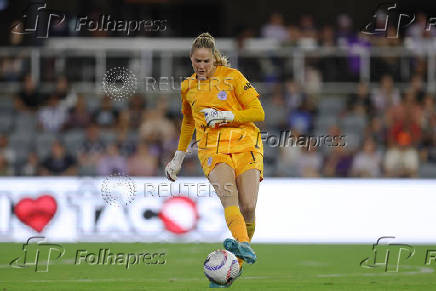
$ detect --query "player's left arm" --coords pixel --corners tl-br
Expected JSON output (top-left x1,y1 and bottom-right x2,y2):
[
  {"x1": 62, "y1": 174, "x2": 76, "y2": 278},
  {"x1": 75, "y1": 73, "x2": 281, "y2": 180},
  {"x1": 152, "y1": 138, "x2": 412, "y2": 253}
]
[
  {"x1": 231, "y1": 71, "x2": 265, "y2": 123},
  {"x1": 201, "y1": 70, "x2": 264, "y2": 128}
]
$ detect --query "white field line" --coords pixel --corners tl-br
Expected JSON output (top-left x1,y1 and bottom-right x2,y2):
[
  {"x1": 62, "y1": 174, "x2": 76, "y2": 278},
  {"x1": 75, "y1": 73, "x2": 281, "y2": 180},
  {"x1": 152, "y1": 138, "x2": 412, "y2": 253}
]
[{"x1": 317, "y1": 266, "x2": 434, "y2": 278}]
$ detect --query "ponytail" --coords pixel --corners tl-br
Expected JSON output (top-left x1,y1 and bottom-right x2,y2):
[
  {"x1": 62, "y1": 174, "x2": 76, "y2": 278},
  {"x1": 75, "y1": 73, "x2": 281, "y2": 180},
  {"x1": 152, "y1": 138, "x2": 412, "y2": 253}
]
[{"x1": 191, "y1": 32, "x2": 229, "y2": 67}]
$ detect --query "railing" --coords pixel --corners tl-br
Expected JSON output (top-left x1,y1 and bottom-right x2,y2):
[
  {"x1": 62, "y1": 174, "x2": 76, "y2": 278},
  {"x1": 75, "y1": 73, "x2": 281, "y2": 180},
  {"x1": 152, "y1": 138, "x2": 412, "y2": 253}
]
[{"x1": 0, "y1": 37, "x2": 434, "y2": 95}]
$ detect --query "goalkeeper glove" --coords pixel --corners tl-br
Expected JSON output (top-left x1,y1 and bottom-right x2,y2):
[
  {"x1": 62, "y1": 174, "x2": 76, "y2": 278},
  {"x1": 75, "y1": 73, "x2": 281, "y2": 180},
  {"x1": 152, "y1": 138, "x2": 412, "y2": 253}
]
[
  {"x1": 165, "y1": 151, "x2": 187, "y2": 182},
  {"x1": 200, "y1": 108, "x2": 234, "y2": 128}
]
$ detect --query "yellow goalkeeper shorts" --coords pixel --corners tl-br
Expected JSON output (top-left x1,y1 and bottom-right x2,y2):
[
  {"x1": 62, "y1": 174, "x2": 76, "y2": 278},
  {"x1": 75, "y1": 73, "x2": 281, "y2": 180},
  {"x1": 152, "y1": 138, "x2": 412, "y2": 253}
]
[{"x1": 198, "y1": 150, "x2": 263, "y2": 182}]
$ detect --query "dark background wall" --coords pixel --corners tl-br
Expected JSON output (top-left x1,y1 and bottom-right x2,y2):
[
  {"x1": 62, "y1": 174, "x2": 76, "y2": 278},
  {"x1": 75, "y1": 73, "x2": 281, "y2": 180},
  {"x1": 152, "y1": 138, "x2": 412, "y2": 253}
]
[{"x1": 2, "y1": 0, "x2": 436, "y2": 42}]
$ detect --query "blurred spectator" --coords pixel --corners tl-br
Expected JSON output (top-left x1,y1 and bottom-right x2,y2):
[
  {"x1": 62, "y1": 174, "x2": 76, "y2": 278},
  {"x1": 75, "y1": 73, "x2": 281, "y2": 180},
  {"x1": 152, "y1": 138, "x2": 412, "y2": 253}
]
[
  {"x1": 323, "y1": 145, "x2": 353, "y2": 177},
  {"x1": 284, "y1": 79, "x2": 305, "y2": 110},
  {"x1": 38, "y1": 95, "x2": 68, "y2": 132},
  {"x1": 275, "y1": 129, "x2": 302, "y2": 177},
  {"x1": 263, "y1": 88, "x2": 287, "y2": 129},
  {"x1": 21, "y1": 152, "x2": 39, "y2": 176},
  {"x1": 0, "y1": 57, "x2": 25, "y2": 81},
  {"x1": 305, "y1": 67, "x2": 322, "y2": 93},
  {"x1": 336, "y1": 14, "x2": 353, "y2": 41},
  {"x1": 384, "y1": 91, "x2": 422, "y2": 177},
  {"x1": 296, "y1": 146, "x2": 322, "y2": 177},
  {"x1": 77, "y1": 151, "x2": 98, "y2": 176},
  {"x1": 66, "y1": 94, "x2": 91, "y2": 129},
  {"x1": 288, "y1": 97, "x2": 316, "y2": 134},
  {"x1": 410, "y1": 74, "x2": 426, "y2": 102},
  {"x1": 421, "y1": 132, "x2": 436, "y2": 164},
  {"x1": 236, "y1": 27, "x2": 256, "y2": 50},
  {"x1": 139, "y1": 105, "x2": 176, "y2": 147},
  {"x1": 421, "y1": 94, "x2": 436, "y2": 143},
  {"x1": 261, "y1": 12, "x2": 289, "y2": 42},
  {"x1": 92, "y1": 96, "x2": 119, "y2": 128},
  {"x1": 386, "y1": 92, "x2": 422, "y2": 146},
  {"x1": 116, "y1": 131, "x2": 138, "y2": 157},
  {"x1": 117, "y1": 109, "x2": 131, "y2": 135},
  {"x1": 40, "y1": 141, "x2": 77, "y2": 176},
  {"x1": 365, "y1": 116, "x2": 387, "y2": 146},
  {"x1": 127, "y1": 142, "x2": 158, "y2": 176},
  {"x1": 346, "y1": 82, "x2": 374, "y2": 116},
  {"x1": 54, "y1": 76, "x2": 69, "y2": 100},
  {"x1": 97, "y1": 143, "x2": 127, "y2": 176},
  {"x1": 282, "y1": 25, "x2": 301, "y2": 47},
  {"x1": 384, "y1": 132, "x2": 419, "y2": 177},
  {"x1": 15, "y1": 74, "x2": 43, "y2": 111},
  {"x1": 371, "y1": 75, "x2": 400, "y2": 114},
  {"x1": 299, "y1": 14, "x2": 317, "y2": 39},
  {"x1": 0, "y1": 153, "x2": 12, "y2": 175},
  {"x1": 128, "y1": 94, "x2": 146, "y2": 128},
  {"x1": 319, "y1": 25, "x2": 335, "y2": 47},
  {"x1": 81, "y1": 124, "x2": 105, "y2": 154},
  {"x1": 0, "y1": 134, "x2": 15, "y2": 169},
  {"x1": 351, "y1": 138, "x2": 382, "y2": 177},
  {"x1": 318, "y1": 26, "x2": 346, "y2": 81},
  {"x1": 344, "y1": 33, "x2": 371, "y2": 80}
]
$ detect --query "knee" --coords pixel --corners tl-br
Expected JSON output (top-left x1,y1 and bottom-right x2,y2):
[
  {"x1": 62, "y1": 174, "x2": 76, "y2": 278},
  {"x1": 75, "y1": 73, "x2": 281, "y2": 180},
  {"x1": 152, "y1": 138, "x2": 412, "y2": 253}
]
[{"x1": 239, "y1": 202, "x2": 256, "y2": 218}]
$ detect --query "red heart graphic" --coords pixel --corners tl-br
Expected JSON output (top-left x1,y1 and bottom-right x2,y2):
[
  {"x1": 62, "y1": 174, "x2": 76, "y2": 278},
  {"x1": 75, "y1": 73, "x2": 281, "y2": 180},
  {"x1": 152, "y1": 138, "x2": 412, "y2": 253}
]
[{"x1": 14, "y1": 195, "x2": 57, "y2": 232}]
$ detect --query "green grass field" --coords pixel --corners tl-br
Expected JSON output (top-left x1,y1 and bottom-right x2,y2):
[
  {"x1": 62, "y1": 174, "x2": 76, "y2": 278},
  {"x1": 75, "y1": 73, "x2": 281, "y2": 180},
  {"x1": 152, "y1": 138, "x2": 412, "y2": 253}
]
[{"x1": 1, "y1": 243, "x2": 436, "y2": 290}]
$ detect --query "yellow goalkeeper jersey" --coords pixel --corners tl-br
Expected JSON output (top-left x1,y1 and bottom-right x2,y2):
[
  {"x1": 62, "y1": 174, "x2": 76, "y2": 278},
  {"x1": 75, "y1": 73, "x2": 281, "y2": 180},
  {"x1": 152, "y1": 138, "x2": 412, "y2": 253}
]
[{"x1": 177, "y1": 65, "x2": 264, "y2": 155}]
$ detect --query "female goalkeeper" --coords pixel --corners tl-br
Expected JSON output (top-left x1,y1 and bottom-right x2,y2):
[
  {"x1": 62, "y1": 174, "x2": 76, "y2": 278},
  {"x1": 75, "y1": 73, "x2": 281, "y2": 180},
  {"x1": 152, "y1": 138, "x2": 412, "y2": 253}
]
[{"x1": 165, "y1": 32, "x2": 264, "y2": 286}]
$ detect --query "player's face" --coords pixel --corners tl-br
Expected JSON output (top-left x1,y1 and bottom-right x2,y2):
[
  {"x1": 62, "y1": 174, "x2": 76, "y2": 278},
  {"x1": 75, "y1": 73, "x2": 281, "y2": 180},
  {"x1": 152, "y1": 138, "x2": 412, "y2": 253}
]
[{"x1": 191, "y1": 48, "x2": 215, "y2": 80}]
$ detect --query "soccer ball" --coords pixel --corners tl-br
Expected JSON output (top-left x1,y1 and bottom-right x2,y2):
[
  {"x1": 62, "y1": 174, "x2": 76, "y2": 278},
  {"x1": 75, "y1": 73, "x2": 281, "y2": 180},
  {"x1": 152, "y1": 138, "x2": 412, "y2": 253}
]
[{"x1": 203, "y1": 250, "x2": 240, "y2": 285}]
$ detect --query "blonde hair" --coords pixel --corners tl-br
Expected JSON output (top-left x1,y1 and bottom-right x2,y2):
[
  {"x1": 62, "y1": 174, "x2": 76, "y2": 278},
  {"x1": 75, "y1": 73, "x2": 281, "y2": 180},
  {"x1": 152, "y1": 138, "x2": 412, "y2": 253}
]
[{"x1": 191, "y1": 32, "x2": 229, "y2": 67}]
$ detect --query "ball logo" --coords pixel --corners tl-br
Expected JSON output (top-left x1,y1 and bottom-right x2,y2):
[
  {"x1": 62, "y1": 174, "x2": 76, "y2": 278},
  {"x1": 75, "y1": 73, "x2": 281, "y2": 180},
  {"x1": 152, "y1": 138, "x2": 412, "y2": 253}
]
[
  {"x1": 158, "y1": 197, "x2": 199, "y2": 234},
  {"x1": 217, "y1": 90, "x2": 227, "y2": 100}
]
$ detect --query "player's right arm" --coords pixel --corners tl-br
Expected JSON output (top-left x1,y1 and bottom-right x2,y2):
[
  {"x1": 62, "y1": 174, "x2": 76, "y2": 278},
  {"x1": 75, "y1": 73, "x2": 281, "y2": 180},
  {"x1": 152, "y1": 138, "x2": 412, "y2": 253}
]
[{"x1": 165, "y1": 82, "x2": 195, "y2": 181}]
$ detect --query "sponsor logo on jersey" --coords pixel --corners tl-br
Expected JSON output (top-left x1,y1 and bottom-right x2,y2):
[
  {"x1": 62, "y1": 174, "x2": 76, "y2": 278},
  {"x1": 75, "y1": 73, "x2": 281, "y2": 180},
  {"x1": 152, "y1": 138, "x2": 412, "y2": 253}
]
[
  {"x1": 243, "y1": 82, "x2": 252, "y2": 90},
  {"x1": 207, "y1": 157, "x2": 213, "y2": 167}
]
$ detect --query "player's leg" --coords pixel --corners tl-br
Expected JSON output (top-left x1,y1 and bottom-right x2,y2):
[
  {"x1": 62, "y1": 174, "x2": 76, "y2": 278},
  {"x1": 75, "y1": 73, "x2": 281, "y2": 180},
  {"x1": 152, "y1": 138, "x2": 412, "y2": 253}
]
[
  {"x1": 208, "y1": 162, "x2": 250, "y2": 243},
  {"x1": 235, "y1": 151, "x2": 263, "y2": 242},
  {"x1": 208, "y1": 162, "x2": 256, "y2": 264},
  {"x1": 236, "y1": 168, "x2": 260, "y2": 242}
]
